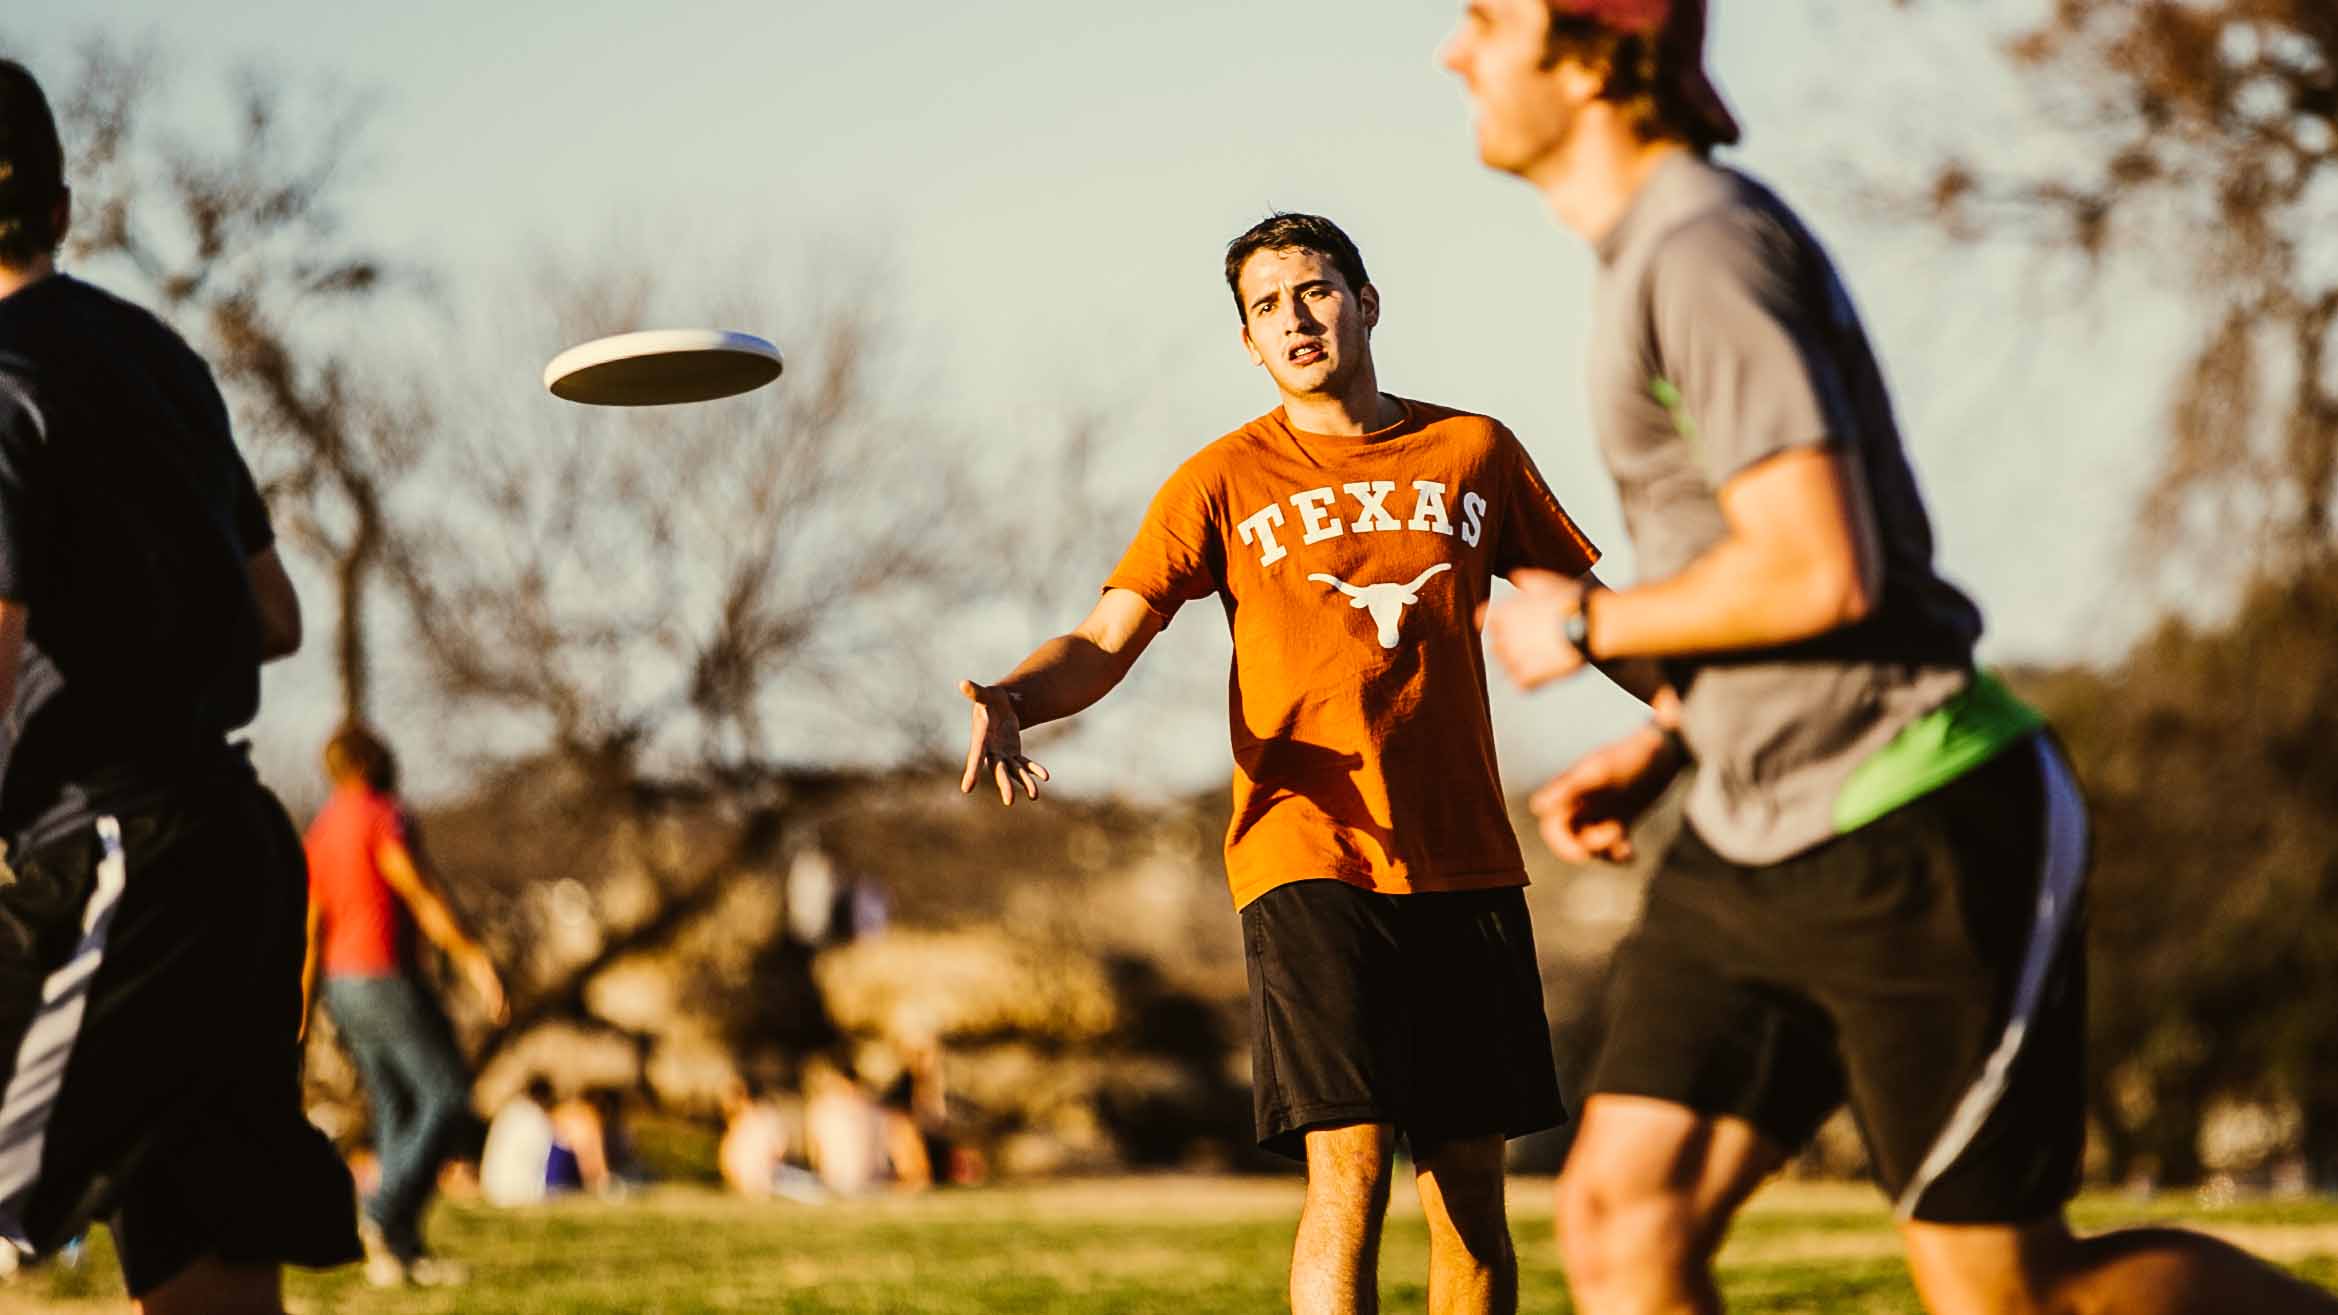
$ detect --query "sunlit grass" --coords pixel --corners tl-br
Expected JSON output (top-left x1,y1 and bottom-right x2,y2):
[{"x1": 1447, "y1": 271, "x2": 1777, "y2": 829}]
[{"x1": 12, "y1": 1178, "x2": 2338, "y2": 1313}]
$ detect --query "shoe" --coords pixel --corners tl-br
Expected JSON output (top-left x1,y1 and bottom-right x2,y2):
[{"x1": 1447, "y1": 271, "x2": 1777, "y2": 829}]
[
  {"x1": 356, "y1": 1218, "x2": 408, "y2": 1289},
  {"x1": 362, "y1": 1251, "x2": 408, "y2": 1288},
  {"x1": 405, "y1": 1256, "x2": 470, "y2": 1287}
]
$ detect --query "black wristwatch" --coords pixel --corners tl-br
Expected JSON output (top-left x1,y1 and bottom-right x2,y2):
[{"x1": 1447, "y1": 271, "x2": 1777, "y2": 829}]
[{"x1": 1563, "y1": 589, "x2": 1598, "y2": 658}]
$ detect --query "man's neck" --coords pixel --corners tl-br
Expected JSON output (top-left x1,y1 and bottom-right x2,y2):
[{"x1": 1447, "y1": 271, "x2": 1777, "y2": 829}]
[
  {"x1": 1531, "y1": 117, "x2": 1690, "y2": 250},
  {"x1": 0, "y1": 254, "x2": 56, "y2": 301},
  {"x1": 1282, "y1": 370, "x2": 1400, "y2": 437}
]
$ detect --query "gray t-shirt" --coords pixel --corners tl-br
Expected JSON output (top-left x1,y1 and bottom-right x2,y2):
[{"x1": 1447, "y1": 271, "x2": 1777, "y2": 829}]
[{"x1": 1586, "y1": 154, "x2": 1981, "y2": 865}]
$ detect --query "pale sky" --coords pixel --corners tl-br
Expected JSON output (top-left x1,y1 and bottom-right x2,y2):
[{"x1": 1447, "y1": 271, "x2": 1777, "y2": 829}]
[{"x1": 15, "y1": 2, "x2": 2190, "y2": 805}]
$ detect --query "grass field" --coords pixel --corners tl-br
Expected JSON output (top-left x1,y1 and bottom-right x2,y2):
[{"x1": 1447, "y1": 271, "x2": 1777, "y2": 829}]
[{"x1": 13, "y1": 1177, "x2": 2338, "y2": 1313}]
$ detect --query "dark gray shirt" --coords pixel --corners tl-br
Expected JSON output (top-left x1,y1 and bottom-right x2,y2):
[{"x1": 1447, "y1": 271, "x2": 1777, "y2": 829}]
[
  {"x1": 0, "y1": 274, "x2": 274, "y2": 843},
  {"x1": 1587, "y1": 154, "x2": 1980, "y2": 863}
]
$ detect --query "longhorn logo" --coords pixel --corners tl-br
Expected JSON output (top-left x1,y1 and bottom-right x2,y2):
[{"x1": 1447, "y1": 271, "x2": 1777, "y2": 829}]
[{"x1": 1307, "y1": 563, "x2": 1453, "y2": 649}]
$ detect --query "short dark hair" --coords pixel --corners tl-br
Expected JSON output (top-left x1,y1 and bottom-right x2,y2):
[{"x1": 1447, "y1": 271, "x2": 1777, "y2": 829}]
[
  {"x1": 1223, "y1": 213, "x2": 1371, "y2": 319},
  {"x1": 1542, "y1": 17, "x2": 1727, "y2": 154},
  {"x1": 324, "y1": 722, "x2": 400, "y2": 793},
  {"x1": 0, "y1": 60, "x2": 66, "y2": 266}
]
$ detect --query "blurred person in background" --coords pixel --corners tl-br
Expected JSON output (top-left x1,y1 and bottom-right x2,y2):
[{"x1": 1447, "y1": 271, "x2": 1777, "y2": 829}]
[
  {"x1": 873, "y1": 1029, "x2": 952, "y2": 1192},
  {"x1": 802, "y1": 1055, "x2": 888, "y2": 1197},
  {"x1": 720, "y1": 1077, "x2": 792, "y2": 1200},
  {"x1": 721, "y1": 1076, "x2": 828, "y2": 1203},
  {"x1": 303, "y1": 723, "x2": 507, "y2": 1288},
  {"x1": 479, "y1": 1080, "x2": 557, "y2": 1208},
  {"x1": 548, "y1": 1086, "x2": 629, "y2": 1196},
  {"x1": 1446, "y1": 2, "x2": 2338, "y2": 1313},
  {"x1": 0, "y1": 56, "x2": 360, "y2": 1315},
  {"x1": 479, "y1": 1079, "x2": 626, "y2": 1203}
]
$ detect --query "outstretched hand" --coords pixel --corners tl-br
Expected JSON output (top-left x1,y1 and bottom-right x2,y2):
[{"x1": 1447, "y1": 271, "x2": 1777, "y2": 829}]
[{"x1": 959, "y1": 680, "x2": 1051, "y2": 806}]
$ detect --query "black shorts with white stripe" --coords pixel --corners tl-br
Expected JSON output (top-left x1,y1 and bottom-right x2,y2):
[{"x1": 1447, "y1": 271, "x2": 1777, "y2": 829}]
[
  {"x1": 1589, "y1": 733, "x2": 2088, "y2": 1224},
  {"x1": 0, "y1": 755, "x2": 361, "y2": 1294}
]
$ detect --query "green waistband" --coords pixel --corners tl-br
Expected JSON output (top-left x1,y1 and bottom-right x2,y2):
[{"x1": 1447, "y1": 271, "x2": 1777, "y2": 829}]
[{"x1": 1831, "y1": 671, "x2": 2045, "y2": 835}]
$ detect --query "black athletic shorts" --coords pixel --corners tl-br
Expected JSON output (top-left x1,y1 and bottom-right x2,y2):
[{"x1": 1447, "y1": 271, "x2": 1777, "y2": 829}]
[
  {"x1": 1590, "y1": 734, "x2": 2089, "y2": 1223},
  {"x1": 0, "y1": 757, "x2": 362, "y2": 1294},
  {"x1": 1242, "y1": 879, "x2": 1566, "y2": 1161}
]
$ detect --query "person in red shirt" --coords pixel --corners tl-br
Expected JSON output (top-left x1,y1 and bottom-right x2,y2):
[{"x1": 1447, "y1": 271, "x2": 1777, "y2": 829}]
[{"x1": 302, "y1": 724, "x2": 505, "y2": 1288}]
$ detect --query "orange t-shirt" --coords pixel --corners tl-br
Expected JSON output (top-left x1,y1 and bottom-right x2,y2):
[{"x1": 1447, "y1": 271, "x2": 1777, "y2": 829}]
[{"x1": 1105, "y1": 398, "x2": 1600, "y2": 908}]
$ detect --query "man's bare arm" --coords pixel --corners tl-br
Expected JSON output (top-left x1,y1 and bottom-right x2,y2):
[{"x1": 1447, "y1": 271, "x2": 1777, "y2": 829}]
[
  {"x1": 300, "y1": 896, "x2": 324, "y2": 1041},
  {"x1": 992, "y1": 589, "x2": 1166, "y2": 727},
  {"x1": 247, "y1": 547, "x2": 302, "y2": 662},
  {"x1": 1497, "y1": 565, "x2": 1682, "y2": 725},
  {"x1": 1572, "y1": 568, "x2": 1677, "y2": 714},
  {"x1": 960, "y1": 588, "x2": 1166, "y2": 805},
  {"x1": 375, "y1": 838, "x2": 508, "y2": 1023},
  {"x1": 1583, "y1": 445, "x2": 1881, "y2": 661}
]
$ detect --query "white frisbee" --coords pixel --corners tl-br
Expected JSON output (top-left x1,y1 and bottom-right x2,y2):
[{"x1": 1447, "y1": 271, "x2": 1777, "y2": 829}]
[{"x1": 543, "y1": 328, "x2": 783, "y2": 406}]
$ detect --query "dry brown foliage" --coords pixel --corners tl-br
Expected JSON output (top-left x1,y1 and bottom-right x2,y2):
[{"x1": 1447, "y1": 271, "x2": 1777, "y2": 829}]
[
  {"x1": 51, "y1": 36, "x2": 421, "y2": 721},
  {"x1": 1907, "y1": 2, "x2": 2336, "y2": 575}
]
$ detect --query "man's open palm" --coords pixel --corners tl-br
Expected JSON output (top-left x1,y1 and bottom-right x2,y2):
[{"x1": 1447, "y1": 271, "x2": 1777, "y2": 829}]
[{"x1": 959, "y1": 680, "x2": 1051, "y2": 806}]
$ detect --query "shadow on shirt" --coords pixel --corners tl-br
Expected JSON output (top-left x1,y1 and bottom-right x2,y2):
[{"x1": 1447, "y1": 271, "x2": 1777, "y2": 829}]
[{"x1": 1226, "y1": 735, "x2": 1397, "y2": 874}]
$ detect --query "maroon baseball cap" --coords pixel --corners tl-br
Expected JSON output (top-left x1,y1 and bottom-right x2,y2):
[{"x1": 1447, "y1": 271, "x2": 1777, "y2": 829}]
[{"x1": 1547, "y1": 0, "x2": 1741, "y2": 146}]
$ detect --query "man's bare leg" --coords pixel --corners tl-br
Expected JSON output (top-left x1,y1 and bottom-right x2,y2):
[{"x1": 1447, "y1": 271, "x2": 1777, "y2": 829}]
[
  {"x1": 135, "y1": 1256, "x2": 285, "y2": 1315},
  {"x1": 1415, "y1": 1132, "x2": 1517, "y2": 1315},
  {"x1": 1905, "y1": 1215, "x2": 2338, "y2": 1315},
  {"x1": 1294, "y1": 1122, "x2": 1395, "y2": 1315},
  {"x1": 1555, "y1": 1095, "x2": 1786, "y2": 1315}
]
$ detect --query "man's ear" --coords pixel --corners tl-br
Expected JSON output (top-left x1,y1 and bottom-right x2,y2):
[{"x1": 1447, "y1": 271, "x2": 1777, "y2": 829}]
[
  {"x1": 1360, "y1": 282, "x2": 1381, "y2": 332},
  {"x1": 1240, "y1": 322, "x2": 1265, "y2": 367},
  {"x1": 50, "y1": 189, "x2": 69, "y2": 251},
  {"x1": 1554, "y1": 54, "x2": 1610, "y2": 107}
]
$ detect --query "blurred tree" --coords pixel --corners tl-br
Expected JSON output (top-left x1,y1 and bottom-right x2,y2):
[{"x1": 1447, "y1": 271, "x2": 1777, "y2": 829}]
[
  {"x1": 2016, "y1": 564, "x2": 2338, "y2": 1186},
  {"x1": 1909, "y1": 1, "x2": 2335, "y2": 577},
  {"x1": 30, "y1": 35, "x2": 1038, "y2": 1088},
  {"x1": 1890, "y1": 3, "x2": 2338, "y2": 1185},
  {"x1": 387, "y1": 250, "x2": 1134, "y2": 1071},
  {"x1": 24, "y1": 28, "x2": 1168, "y2": 1110},
  {"x1": 50, "y1": 36, "x2": 426, "y2": 722},
  {"x1": 391, "y1": 255, "x2": 962, "y2": 778}
]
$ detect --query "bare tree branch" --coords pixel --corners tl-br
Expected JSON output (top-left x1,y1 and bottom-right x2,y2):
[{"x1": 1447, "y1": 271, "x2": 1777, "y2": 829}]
[
  {"x1": 53, "y1": 37, "x2": 424, "y2": 723},
  {"x1": 390, "y1": 247, "x2": 983, "y2": 779},
  {"x1": 1892, "y1": 1, "x2": 2337, "y2": 574}
]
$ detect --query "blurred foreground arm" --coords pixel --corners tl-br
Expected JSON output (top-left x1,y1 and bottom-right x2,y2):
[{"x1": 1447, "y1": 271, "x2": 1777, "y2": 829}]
[
  {"x1": 1485, "y1": 567, "x2": 1683, "y2": 718},
  {"x1": 960, "y1": 587, "x2": 1165, "y2": 807},
  {"x1": 1485, "y1": 447, "x2": 1880, "y2": 690},
  {"x1": 1483, "y1": 568, "x2": 1688, "y2": 865},
  {"x1": 1570, "y1": 568, "x2": 1678, "y2": 710},
  {"x1": 1529, "y1": 725, "x2": 1688, "y2": 865},
  {"x1": 1581, "y1": 445, "x2": 1880, "y2": 662}
]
